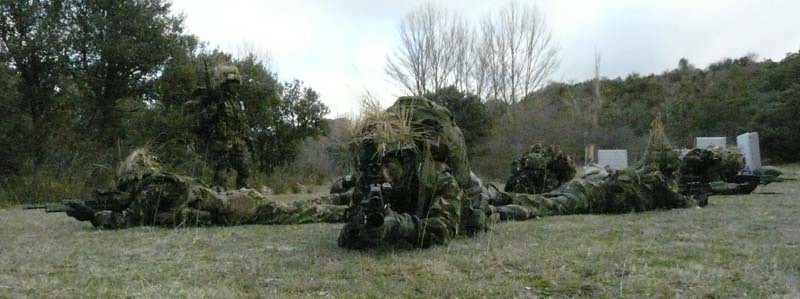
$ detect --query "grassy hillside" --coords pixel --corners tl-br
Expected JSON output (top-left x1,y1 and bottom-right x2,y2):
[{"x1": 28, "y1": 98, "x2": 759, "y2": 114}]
[{"x1": 1, "y1": 165, "x2": 798, "y2": 298}]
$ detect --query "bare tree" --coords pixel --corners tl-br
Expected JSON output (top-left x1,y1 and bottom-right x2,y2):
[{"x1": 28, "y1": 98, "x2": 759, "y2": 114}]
[
  {"x1": 477, "y1": 1, "x2": 558, "y2": 105},
  {"x1": 385, "y1": 3, "x2": 466, "y2": 96},
  {"x1": 236, "y1": 39, "x2": 274, "y2": 70},
  {"x1": 386, "y1": 1, "x2": 558, "y2": 102},
  {"x1": 591, "y1": 50, "x2": 602, "y2": 128}
]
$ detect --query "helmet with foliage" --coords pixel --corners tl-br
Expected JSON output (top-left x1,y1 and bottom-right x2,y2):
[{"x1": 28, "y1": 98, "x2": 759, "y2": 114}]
[
  {"x1": 505, "y1": 143, "x2": 576, "y2": 194},
  {"x1": 212, "y1": 64, "x2": 242, "y2": 87},
  {"x1": 351, "y1": 96, "x2": 470, "y2": 187},
  {"x1": 115, "y1": 148, "x2": 162, "y2": 192},
  {"x1": 680, "y1": 146, "x2": 744, "y2": 182}
]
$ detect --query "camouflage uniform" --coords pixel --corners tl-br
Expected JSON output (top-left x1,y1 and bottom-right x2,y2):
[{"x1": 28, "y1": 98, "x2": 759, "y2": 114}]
[
  {"x1": 66, "y1": 149, "x2": 345, "y2": 229},
  {"x1": 195, "y1": 65, "x2": 251, "y2": 189},
  {"x1": 504, "y1": 143, "x2": 576, "y2": 194},
  {"x1": 490, "y1": 166, "x2": 696, "y2": 220},
  {"x1": 338, "y1": 97, "x2": 488, "y2": 249},
  {"x1": 679, "y1": 146, "x2": 757, "y2": 194},
  {"x1": 490, "y1": 117, "x2": 698, "y2": 220},
  {"x1": 680, "y1": 147, "x2": 744, "y2": 182}
]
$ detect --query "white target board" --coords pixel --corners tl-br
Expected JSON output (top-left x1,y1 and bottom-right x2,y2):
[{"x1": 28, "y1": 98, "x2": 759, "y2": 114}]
[
  {"x1": 598, "y1": 150, "x2": 628, "y2": 170},
  {"x1": 695, "y1": 137, "x2": 727, "y2": 149},
  {"x1": 737, "y1": 132, "x2": 762, "y2": 171}
]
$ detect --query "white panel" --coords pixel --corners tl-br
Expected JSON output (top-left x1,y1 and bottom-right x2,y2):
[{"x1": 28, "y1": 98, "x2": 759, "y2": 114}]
[
  {"x1": 695, "y1": 137, "x2": 727, "y2": 149},
  {"x1": 598, "y1": 150, "x2": 628, "y2": 170},
  {"x1": 737, "y1": 132, "x2": 762, "y2": 171}
]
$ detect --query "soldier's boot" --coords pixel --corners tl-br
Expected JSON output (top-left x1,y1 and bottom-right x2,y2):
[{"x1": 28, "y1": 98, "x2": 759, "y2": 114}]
[
  {"x1": 212, "y1": 167, "x2": 227, "y2": 191},
  {"x1": 494, "y1": 204, "x2": 533, "y2": 221},
  {"x1": 693, "y1": 192, "x2": 709, "y2": 208},
  {"x1": 235, "y1": 169, "x2": 249, "y2": 189},
  {"x1": 233, "y1": 154, "x2": 250, "y2": 189},
  {"x1": 462, "y1": 206, "x2": 488, "y2": 236}
]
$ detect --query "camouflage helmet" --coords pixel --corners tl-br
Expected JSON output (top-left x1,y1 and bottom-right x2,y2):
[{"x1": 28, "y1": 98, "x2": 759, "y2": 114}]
[
  {"x1": 116, "y1": 148, "x2": 162, "y2": 192},
  {"x1": 212, "y1": 64, "x2": 242, "y2": 87}
]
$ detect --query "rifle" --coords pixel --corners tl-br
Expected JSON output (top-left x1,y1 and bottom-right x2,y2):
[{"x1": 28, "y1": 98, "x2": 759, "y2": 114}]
[
  {"x1": 21, "y1": 190, "x2": 128, "y2": 214},
  {"x1": 21, "y1": 202, "x2": 70, "y2": 213},
  {"x1": 353, "y1": 162, "x2": 391, "y2": 228}
]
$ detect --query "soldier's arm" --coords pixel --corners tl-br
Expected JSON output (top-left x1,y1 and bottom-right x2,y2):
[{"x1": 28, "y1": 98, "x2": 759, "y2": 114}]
[{"x1": 365, "y1": 174, "x2": 463, "y2": 248}]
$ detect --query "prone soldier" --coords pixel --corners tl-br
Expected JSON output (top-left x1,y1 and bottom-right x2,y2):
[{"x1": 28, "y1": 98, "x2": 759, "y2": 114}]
[
  {"x1": 504, "y1": 143, "x2": 576, "y2": 194},
  {"x1": 45, "y1": 148, "x2": 345, "y2": 229}
]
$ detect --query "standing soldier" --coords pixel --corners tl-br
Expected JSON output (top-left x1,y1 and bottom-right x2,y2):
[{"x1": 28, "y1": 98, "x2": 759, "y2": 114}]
[{"x1": 195, "y1": 65, "x2": 251, "y2": 189}]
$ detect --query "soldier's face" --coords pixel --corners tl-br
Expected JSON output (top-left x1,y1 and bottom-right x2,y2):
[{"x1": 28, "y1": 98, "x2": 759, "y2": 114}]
[{"x1": 380, "y1": 157, "x2": 405, "y2": 184}]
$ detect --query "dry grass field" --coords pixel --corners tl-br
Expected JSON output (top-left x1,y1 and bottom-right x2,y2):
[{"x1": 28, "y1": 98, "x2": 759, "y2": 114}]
[{"x1": 1, "y1": 165, "x2": 798, "y2": 298}]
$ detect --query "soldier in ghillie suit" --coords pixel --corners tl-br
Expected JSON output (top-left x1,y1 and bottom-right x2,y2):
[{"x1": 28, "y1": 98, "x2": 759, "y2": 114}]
[
  {"x1": 504, "y1": 143, "x2": 576, "y2": 194},
  {"x1": 63, "y1": 149, "x2": 345, "y2": 229},
  {"x1": 337, "y1": 96, "x2": 491, "y2": 249},
  {"x1": 489, "y1": 117, "x2": 703, "y2": 220},
  {"x1": 193, "y1": 65, "x2": 251, "y2": 189},
  {"x1": 680, "y1": 146, "x2": 788, "y2": 194}
]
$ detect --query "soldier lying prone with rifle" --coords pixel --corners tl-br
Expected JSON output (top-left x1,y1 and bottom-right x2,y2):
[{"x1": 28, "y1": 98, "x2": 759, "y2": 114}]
[
  {"x1": 679, "y1": 146, "x2": 794, "y2": 195},
  {"x1": 27, "y1": 148, "x2": 346, "y2": 229}
]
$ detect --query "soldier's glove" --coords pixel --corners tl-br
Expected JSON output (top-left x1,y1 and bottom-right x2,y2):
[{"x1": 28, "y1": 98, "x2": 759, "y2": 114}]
[{"x1": 64, "y1": 200, "x2": 96, "y2": 222}]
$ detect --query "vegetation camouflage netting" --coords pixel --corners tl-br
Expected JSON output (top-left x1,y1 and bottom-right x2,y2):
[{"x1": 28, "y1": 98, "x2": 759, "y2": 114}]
[
  {"x1": 680, "y1": 146, "x2": 745, "y2": 183},
  {"x1": 504, "y1": 143, "x2": 576, "y2": 194}
]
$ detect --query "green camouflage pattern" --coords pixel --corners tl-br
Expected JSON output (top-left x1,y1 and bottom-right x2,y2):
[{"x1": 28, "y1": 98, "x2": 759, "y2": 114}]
[
  {"x1": 339, "y1": 97, "x2": 488, "y2": 249},
  {"x1": 491, "y1": 166, "x2": 696, "y2": 220},
  {"x1": 505, "y1": 143, "x2": 576, "y2": 194},
  {"x1": 680, "y1": 146, "x2": 745, "y2": 183},
  {"x1": 338, "y1": 161, "x2": 478, "y2": 248},
  {"x1": 339, "y1": 100, "x2": 698, "y2": 249},
  {"x1": 491, "y1": 117, "x2": 696, "y2": 220},
  {"x1": 195, "y1": 65, "x2": 251, "y2": 188},
  {"x1": 68, "y1": 149, "x2": 344, "y2": 229},
  {"x1": 678, "y1": 146, "x2": 769, "y2": 194}
]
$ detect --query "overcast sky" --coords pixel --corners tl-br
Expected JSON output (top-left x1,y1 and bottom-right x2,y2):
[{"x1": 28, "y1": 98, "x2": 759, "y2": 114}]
[{"x1": 170, "y1": 0, "x2": 800, "y2": 117}]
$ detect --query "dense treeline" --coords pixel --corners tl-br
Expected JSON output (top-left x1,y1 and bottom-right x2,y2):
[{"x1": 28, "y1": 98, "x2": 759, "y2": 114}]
[
  {"x1": 0, "y1": 0, "x2": 327, "y2": 204},
  {"x1": 1, "y1": 1, "x2": 798, "y2": 206},
  {"x1": 471, "y1": 53, "x2": 800, "y2": 179}
]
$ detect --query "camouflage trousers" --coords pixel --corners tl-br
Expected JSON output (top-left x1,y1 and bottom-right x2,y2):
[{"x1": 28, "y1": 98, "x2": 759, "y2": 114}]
[
  {"x1": 490, "y1": 168, "x2": 697, "y2": 220},
  {"x1": 337, "y1": 172, "x2": 486, "y2": 249},
  {"x1": 211, "y1": 143, "x2": 250, "y2": 189},
  {"x1": 89, "y1": 187, "x2": 346, "y2": 229}
]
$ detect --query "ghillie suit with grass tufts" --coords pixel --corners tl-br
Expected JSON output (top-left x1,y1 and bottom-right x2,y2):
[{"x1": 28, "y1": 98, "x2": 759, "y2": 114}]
[
  {"x1": 681, "y1": 147, "x2": 744, "y2": 184},
  {"x1": 339, "y1": 96, "x2": 492, "y2": 249},
  {"x1": 60, "y1": 148, "x2": 345, "y2": 229},
  {"x1": 504, "y1": 143, "x2": 576, "y2": 194},
  {"x1": 680, "y1": 146, "x2": 789, "y2": 194},
  {"x1": 490, "y1": 117, "x2": 700, "y2": 221},
  {"x1": 190, "y1": 64, "x2": 251, "y2": 189}
]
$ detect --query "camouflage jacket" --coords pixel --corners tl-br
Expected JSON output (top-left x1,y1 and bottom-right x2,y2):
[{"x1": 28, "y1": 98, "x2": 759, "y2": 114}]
[
  {"x1": 197, "y1": 87, "x2": 249, "y2": 152},
  {"x1": 84, "y1": 170, "x2": 344, "y2": 229}
]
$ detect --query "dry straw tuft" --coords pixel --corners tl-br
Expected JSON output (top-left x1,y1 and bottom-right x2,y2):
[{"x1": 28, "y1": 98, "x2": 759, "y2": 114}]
[
  {"x1": 350, "y1": 94, "x2": 424, "y2": 159},
  {"x1": 116, "y1": 148, "x2": 162, "y2": 185}
]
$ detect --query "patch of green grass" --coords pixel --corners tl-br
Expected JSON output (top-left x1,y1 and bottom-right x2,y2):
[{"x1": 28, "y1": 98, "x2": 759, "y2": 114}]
[{"x1": 0, "y1": 164, "x2": 799, "y2": 297}]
